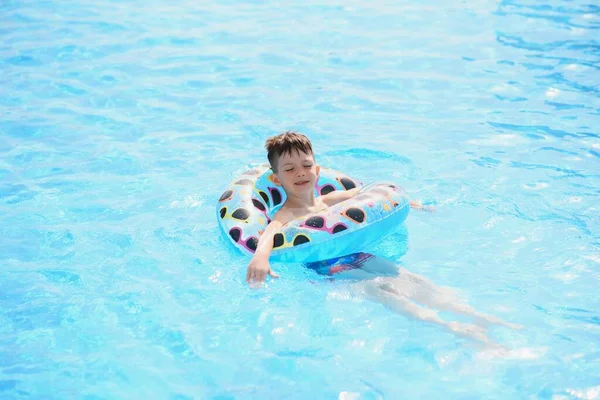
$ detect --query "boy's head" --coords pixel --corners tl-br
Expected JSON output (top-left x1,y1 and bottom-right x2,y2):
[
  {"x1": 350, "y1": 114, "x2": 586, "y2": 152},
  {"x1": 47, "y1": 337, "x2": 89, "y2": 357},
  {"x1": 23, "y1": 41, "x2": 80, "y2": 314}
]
[
  {"x1": 265, "y1": 131, "x2": 314, "y2": 173},
  {"x1": 265, "y1": 131, "x2": 320, "y2": 194}
]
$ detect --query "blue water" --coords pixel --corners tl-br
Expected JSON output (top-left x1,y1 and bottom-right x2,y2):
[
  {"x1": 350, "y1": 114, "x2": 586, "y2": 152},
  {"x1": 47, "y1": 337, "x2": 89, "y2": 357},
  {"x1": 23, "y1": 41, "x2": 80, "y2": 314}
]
[{"x1": 1, "y1": 0, "x2": 599, "y2": 398}]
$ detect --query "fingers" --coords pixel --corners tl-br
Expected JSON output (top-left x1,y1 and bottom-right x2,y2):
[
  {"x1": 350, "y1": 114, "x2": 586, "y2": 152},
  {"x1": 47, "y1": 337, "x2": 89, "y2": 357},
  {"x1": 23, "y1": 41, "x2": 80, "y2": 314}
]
[
  {"x1": 246, "y1": 269, "x2": 257, "y2": 283},
  {"x1": 246, "y1": 268, "x2": 261, "y2": 283},
  {"x1": 245, "y1": 269, "x2": 265, "y2": 283},
  {"x1": 409, "y1": 200, "x2": 436, "y2": 212},
  {"x1": 247, "y1": 271, "x2": 265, "y2": 283},
  {"x1": 246, "y1": 268, "x2": 278, "y2": 285},
  {"x1": 409, "y1": 200, "x2": 422, "y2": 209}
]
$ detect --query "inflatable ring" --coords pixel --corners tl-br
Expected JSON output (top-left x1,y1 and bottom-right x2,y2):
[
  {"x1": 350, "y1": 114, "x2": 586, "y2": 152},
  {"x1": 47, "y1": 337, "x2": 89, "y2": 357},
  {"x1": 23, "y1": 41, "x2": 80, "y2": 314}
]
[{"x1": 217, "y1": 164, "x2": 410, "y2": 263}]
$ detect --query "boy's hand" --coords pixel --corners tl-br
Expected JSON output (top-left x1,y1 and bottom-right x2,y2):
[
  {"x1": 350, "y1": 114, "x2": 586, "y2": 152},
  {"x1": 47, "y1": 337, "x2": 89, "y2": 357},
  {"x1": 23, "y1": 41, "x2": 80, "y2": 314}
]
[
  {"x1": 246, "y1": 255, "x2": 279, "y2": 285},
  {"x1": 410, "y1": 200, "x2": 435, "y2": 212}
]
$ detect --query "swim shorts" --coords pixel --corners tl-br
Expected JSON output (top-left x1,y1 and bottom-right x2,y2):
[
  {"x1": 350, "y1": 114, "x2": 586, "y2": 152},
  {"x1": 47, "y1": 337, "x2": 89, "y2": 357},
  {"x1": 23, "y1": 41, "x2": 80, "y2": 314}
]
[{"x1": 304, "y1": 252, "x2": 374, "y2": 276}]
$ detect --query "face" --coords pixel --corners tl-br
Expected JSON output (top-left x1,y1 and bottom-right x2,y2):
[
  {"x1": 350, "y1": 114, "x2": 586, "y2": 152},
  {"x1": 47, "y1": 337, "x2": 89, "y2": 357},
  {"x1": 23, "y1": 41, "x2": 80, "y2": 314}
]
[{"x1": 274, "y1": 151, "x2": 320, "y2": 194}]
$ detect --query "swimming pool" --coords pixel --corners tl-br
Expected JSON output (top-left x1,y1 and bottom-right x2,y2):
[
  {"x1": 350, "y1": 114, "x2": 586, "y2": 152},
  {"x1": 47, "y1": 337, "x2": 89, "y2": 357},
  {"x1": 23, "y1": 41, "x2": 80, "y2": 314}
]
[{"x1": 1, "y1": 0, "x2": 599, "y2": 398}]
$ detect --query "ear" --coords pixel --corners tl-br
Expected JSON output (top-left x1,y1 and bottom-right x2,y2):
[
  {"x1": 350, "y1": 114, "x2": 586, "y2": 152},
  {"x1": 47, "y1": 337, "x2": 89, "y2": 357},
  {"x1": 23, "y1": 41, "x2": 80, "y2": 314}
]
[
  {"x1": 271, "y1": 173, "x2": 281, "y2": 186},
  {"x1": 316, "y1": 165, "x2": 321, "y2": 179}
]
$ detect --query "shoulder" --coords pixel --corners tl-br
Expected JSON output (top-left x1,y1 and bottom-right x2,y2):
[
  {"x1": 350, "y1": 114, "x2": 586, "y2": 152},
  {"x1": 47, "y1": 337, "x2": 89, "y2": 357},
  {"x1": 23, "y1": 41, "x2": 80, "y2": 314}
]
[
  {"x1": 272, "y1": 207, "x2": 293, "y2": 226},
  {"x1": 260, "y1": 209, "x2": 288, "y2": 236},
  {"x1": 321, "y1": 188, "x2": 360, "y2": 207}
]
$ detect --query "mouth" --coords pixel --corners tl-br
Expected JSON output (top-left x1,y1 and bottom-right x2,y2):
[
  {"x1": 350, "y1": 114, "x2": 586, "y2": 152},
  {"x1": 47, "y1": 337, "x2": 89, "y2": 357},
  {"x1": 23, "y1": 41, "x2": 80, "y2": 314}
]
[{"x1": 294, "y1": 180, "x2": 310, "y2": 186}]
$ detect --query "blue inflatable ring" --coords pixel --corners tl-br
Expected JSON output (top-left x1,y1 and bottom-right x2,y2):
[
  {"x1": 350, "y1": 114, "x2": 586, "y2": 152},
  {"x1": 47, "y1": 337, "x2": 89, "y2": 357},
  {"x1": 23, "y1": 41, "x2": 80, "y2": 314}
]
[{"x1": 217, "y1": 164, "x2": 410, "y2": 263}]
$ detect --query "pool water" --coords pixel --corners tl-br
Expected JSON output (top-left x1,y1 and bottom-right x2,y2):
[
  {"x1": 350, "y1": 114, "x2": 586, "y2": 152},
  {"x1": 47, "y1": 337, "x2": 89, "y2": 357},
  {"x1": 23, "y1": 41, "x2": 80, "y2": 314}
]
[{"x1": 1, "y1": 0, "x2": 599, "y2": 398}]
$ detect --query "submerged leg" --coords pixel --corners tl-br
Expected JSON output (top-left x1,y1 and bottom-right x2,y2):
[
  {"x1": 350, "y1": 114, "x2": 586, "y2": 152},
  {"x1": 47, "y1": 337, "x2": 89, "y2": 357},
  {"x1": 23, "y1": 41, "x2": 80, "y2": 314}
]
[
  {"x1": 326, "y1": 255, "x2": 521, "y2": 335},
  {"x1": 360, "y1": 280, "x2": 493, "y2": 344},
  {"x1": 381, "y1": 271, "x2": 522, "y2": 330}
]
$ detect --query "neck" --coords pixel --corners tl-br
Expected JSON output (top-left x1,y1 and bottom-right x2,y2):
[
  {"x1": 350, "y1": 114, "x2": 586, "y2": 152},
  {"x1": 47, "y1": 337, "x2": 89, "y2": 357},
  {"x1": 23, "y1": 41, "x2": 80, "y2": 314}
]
[{"x1": 285, "y1": 190, "x2": 317, "y2": 209}]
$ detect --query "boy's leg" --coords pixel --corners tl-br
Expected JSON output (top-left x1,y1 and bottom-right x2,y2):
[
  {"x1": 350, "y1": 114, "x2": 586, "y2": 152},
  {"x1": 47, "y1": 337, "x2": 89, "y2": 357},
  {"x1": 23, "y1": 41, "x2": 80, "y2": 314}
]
[
  {"x1": 360, "y1": 280, "x2": 493, "y2": 344},
  {"x1": 326, "y1": 254, "x2": 520, "y2": 331},
  {"x1": 382, "y1": 270, "x2": 522, "y2": 330}
]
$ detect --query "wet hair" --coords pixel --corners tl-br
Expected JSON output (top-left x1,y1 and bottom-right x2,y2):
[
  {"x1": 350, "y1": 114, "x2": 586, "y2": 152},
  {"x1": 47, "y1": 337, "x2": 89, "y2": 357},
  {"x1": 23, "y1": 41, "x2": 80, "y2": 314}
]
[{"x1": 265, "y1": 131, "x2": 314, "y2": 172}]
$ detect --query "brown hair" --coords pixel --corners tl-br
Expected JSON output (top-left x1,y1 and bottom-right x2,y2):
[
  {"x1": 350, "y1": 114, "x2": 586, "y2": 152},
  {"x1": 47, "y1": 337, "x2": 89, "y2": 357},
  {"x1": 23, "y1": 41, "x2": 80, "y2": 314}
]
[{"x1": 265, "y1": 131, "x2": 314, "y2": 172}]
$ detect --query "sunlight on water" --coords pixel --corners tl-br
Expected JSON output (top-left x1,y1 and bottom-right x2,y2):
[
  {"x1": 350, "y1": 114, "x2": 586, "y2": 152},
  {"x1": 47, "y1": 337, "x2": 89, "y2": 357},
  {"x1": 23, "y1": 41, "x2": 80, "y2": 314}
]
[{"x1": 1, "y1": 0, "x2": 599, "y2": 398}]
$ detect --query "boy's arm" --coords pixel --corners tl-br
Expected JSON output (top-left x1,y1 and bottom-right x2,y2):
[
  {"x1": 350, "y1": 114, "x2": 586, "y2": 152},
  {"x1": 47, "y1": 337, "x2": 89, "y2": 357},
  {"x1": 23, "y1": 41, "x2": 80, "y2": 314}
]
[
  {"x1": 322, "y1": 188, "x2": 434, "y2": 212},
  {"x1": 246, "y1": 219, "x2": 283, "y2": 284},
  {"x1": 321, "y1": 188, "x2": 360, "y2": 207}
]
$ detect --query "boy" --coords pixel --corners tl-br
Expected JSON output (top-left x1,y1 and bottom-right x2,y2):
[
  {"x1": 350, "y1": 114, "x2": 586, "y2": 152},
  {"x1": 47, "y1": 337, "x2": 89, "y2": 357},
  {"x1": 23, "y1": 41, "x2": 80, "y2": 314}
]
[{"x1": 247, "y1": 131, "x2": 519, "y2": 344}]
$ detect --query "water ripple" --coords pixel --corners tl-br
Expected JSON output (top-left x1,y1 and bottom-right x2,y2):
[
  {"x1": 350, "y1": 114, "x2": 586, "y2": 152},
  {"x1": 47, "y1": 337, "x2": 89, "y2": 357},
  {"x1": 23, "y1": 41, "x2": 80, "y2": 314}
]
[{"x1": 1, "y1": 0, "x2": 599, "y2": 398}]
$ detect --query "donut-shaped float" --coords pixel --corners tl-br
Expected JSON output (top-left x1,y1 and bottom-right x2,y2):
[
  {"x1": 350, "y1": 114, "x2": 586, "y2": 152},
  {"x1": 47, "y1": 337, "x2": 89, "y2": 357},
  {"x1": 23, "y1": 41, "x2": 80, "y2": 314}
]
[{"x1": 217, "y1": 164, "x2": 410, "y2": 263}]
